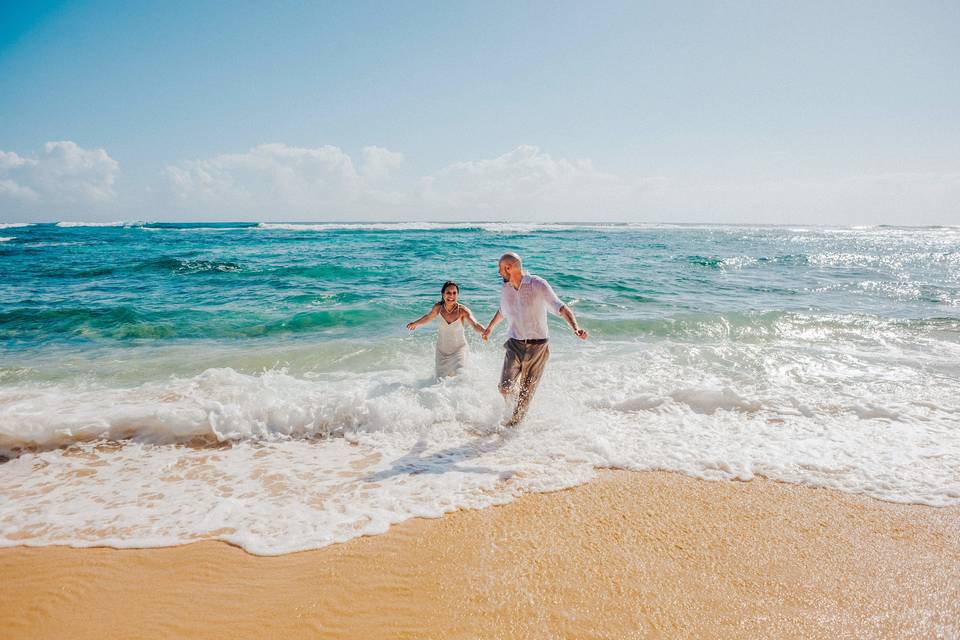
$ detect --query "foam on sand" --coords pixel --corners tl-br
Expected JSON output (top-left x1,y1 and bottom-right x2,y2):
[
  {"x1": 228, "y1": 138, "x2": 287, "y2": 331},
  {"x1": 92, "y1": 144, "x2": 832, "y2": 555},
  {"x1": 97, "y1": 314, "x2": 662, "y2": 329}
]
[{"x1": 1, "y1": 471, "x2": 957, "y2": 638}]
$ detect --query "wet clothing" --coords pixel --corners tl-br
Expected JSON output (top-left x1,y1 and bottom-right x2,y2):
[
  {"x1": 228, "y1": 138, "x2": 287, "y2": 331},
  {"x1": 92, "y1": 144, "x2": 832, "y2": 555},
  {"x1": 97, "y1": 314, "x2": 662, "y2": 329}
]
[
  {"x1": 499, "y1": 338, "x2": 550, "y2": 423},
  {"x1": 499, "y1": 274, "x2": 564, "y2": 340},
  {"x1": 435, "y1": 306, "x2": 468, "y2": 377},
  {"x1": 497, "y1": 273, "x2": 565, "y2": 422}
]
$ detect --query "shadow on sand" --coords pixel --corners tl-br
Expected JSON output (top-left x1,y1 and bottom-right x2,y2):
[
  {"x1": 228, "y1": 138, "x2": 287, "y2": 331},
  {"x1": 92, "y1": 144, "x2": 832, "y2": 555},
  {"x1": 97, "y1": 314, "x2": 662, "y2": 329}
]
[{"x1": 361, "y1": 435, "x2": 513, "y2": 483}]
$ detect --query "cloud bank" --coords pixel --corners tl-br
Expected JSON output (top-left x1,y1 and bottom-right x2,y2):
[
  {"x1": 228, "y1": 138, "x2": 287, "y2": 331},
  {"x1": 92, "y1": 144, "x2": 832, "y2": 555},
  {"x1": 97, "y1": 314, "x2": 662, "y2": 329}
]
[
  {"x1": 418, "y1": 145, "x2": 649, "y2": 219},
  {"x1": 2, "y1": 140, "x2": 957, "y2": 224},
  {"x1": 161, "y1": 143, "x2": 642, "y2": 220},
  {"x1": 0, "y1": 142, "x2": 119, "y2": 215},
  {"x1": 165, "y1": 144, "x2": 369, "y2": 216}
]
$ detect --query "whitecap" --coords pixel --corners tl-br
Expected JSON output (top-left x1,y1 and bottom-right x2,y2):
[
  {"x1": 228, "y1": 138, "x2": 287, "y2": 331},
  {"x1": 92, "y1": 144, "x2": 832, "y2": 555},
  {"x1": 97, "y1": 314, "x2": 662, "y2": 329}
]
[{"x1": 56, "y1": 221, "x2": 147, "y2": 228}]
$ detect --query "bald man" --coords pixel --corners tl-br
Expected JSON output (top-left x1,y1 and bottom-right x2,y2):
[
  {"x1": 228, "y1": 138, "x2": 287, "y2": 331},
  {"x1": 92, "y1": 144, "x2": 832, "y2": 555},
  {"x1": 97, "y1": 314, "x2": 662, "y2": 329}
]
[{"x1": 482, "y1": 252, "x2": 588, "y2": 426}]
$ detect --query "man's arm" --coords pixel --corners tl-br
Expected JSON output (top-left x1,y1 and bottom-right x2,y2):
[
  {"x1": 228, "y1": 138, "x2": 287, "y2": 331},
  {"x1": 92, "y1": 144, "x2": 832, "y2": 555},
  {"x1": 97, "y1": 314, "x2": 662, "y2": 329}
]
[
  {"x1": 538, "y1": 277, "x2": 587, "y2": 340},
  {"x1": 558, "y1": 305, "x2": 588, "y2": 340},
  {"x1": 482, "y1": 309, "x2": 503, "y2": 341}
]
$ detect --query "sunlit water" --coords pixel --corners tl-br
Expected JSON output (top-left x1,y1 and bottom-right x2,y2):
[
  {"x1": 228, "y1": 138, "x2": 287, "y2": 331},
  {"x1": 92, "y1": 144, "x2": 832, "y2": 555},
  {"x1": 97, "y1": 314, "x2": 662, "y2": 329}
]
[{"x1": 1, "y1": 221, "x2": 958, "y2": 554}]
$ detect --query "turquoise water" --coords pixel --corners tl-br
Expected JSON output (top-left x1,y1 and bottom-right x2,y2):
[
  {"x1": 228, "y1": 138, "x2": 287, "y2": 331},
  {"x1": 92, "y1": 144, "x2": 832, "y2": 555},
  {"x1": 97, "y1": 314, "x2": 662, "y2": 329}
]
[
  {"x1": 3, "y1": 222, "x2": 958, "y2": 349},
  {"x1": 1, "y1": 221, "x2": 958, "y2": 554}
]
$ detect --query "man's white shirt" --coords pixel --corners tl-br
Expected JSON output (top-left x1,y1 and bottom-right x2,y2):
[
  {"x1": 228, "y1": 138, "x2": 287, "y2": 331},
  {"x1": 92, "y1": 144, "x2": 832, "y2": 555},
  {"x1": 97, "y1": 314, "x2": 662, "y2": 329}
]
[{"x1": 500, "y1": 274, "x2": 564, "y2": 340}]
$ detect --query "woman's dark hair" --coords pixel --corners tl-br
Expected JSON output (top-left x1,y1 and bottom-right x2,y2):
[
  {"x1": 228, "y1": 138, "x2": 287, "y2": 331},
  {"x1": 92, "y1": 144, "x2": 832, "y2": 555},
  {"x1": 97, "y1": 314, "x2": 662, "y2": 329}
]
[
  {"x1": 441, "y1": 281, "x2": 459, "y2": 295},
  {"x1": 439, "y1": 281, "x2": 460, "y2": 305}
]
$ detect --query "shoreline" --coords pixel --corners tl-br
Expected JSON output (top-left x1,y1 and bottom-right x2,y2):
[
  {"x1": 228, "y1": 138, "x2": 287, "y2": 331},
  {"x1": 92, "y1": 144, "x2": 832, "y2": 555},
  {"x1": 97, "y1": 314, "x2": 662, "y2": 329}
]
[{"x1": 1, "y1": 470, "x2": 958, "y2": 639}]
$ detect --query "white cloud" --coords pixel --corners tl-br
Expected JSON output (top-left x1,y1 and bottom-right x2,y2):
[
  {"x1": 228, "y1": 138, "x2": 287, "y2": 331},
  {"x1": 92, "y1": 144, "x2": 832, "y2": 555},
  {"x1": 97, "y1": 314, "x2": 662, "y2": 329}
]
[
  {"x1": 420, "y1": 145, "x2": 649, "y2": 219},
  {"x1": 0, "y1": 136, "x2": 956, "y2": 225},
  {"x1": 0, "y1": 142, "x2": 120, "y2": 213},
  {"x1": 161, "y1": 143, "x2": 661, "y2": 220},
  {"x1": 360, "y1": 146, "x2": 405, "y2": 182},
  {"x1": 164, "y1": 143, "x2": 409, "y2": 217}
]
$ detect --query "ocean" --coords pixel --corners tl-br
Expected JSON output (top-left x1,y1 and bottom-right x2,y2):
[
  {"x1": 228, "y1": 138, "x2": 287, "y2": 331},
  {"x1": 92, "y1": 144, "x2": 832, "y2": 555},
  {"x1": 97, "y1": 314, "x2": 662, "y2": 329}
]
[{"x1": 1, "y1": 221, "x2": 958, "y2": 554}]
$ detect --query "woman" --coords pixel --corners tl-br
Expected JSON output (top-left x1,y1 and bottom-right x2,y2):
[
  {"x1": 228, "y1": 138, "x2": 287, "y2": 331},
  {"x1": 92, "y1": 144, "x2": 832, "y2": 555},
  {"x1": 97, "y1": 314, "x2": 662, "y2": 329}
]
[{"x1": 406, "y1": 281, "x2": 485, "y2": 377}]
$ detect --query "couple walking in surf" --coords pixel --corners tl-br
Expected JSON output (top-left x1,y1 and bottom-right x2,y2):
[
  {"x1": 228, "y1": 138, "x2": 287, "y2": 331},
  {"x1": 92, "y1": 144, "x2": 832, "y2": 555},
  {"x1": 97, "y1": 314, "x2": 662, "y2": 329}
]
[{"x1": 407, "y1": 252, "x2": 588, "y2": 426}]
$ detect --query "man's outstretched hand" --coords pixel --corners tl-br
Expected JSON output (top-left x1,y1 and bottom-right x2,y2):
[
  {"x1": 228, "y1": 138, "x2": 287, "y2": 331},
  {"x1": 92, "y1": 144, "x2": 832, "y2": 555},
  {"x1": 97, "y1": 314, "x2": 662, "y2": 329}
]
[{"x1": 574, "y1": 327, "x2": 588, "y2": 340}]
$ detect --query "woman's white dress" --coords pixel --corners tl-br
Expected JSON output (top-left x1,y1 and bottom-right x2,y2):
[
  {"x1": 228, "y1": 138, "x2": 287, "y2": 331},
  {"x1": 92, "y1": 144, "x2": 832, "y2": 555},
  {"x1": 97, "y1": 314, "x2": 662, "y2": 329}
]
[{"x1": 435, "y1": 310, "x2": 468, "y2": 377}]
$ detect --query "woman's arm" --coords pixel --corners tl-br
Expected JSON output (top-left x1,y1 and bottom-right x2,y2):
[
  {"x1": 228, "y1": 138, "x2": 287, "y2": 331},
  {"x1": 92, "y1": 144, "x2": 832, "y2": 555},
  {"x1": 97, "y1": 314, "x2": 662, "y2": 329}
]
[
  {"x1": 407, "y1": 303, "x2": 440, "y2": 330},
  {"x1": 481, "y1": 309, "x2": 503, "y2": 341},
  {"x1": 460, "y1": 305, "x2": 485, "y2": 335}
]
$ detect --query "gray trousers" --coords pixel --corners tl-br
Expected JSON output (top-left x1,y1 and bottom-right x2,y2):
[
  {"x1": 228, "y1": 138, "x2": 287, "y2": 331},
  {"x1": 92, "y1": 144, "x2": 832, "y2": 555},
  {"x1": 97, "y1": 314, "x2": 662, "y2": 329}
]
[{"x1": 499, "y1": 338, "x2": 550, "y2": 423}]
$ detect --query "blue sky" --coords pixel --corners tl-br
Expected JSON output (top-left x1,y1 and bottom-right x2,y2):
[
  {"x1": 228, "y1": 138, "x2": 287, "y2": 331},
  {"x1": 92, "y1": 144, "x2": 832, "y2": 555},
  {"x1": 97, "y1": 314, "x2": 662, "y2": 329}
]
[{"x1": 1, "y1": 0, "x2": 958, "y2": 223}]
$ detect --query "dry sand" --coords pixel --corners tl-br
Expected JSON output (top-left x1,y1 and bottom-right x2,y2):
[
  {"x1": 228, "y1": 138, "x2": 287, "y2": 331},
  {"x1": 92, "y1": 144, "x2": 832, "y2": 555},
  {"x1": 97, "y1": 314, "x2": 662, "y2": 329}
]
[{"x1": 1, "y1": 470, "x2": 958, "y2": 639}]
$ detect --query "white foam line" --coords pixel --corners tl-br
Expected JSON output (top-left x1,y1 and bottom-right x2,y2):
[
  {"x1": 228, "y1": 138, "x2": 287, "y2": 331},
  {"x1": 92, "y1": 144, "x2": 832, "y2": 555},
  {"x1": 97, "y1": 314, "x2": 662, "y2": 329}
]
[
  {"x1": 259, "y1": 222, "x2": 481, "y2": 231},
  {"x1": 55, "y1": 221, "x2": 148, "y2": 228},
  {"x1": 256, "y1": 222, "x2": 634, "y2": 233}
]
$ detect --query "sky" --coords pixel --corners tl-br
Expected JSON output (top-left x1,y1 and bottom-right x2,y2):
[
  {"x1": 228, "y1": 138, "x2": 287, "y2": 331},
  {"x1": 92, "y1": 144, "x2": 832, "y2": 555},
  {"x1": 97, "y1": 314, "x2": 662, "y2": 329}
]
[{"x1": 1, "y1": 0, "x2": 958, "y2": 224}]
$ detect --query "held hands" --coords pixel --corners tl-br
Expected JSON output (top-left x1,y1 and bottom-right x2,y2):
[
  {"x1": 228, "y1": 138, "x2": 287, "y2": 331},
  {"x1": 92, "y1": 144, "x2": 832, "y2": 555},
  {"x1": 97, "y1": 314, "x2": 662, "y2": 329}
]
[{"x1": 481, "y1": 326, "x2": 493, "y2": 341}]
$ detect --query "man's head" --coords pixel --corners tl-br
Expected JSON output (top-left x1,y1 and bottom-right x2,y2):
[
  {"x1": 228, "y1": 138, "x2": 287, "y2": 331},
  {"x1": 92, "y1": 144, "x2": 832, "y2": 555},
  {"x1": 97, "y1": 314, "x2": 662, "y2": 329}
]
[{"x1": 498, "y1": 252, "x2": 522, "y2": 283}]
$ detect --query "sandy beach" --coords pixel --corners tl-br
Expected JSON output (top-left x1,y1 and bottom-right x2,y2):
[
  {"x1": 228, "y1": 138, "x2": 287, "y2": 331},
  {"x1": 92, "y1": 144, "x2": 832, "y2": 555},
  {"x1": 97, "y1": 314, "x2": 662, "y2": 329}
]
[{"x1": 2, "y1": 470, "x2": 957, "y2": 639}]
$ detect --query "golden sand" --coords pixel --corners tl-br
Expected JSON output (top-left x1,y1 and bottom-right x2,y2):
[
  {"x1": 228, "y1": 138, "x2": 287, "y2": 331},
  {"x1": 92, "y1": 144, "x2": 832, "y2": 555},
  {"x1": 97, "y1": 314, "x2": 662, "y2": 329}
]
[{"x1": 1, "y1": 471, "x2": 958, "y2": 639}]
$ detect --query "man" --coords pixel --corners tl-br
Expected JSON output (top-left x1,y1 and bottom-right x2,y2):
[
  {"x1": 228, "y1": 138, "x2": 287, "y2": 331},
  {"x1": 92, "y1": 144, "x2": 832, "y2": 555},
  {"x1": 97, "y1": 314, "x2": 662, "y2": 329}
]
[{"x1": 482, "y1": 252, "x2": 588, "y2": 426}]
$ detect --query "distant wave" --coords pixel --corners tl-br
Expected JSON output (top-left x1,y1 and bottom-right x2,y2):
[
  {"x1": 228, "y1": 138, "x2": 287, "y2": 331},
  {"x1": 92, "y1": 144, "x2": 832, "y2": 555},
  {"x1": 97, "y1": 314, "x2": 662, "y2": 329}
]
[
  {"x1": 256, "y1": 222, "x2": 634, "y2": 233},
  {"x1": 54, "y1": 221, "x2": 263, "y2": 230},
  {"x1": 0, "y1": 303, "x2": 384, "y2": 342},
  {"x1": 0, "y1": 237, "x2": 13, "y2": 243},
  {"x1": 140, "y1": 257, "x2": 243, "y2": 274},
  {"x1": 56, "y1": 221, "x2": 147, "y2": 228},
  {"x1": 254, "y1": 221, "x2": 844, "y2": 233},
  {"x1": 258, "y1": 222, "x2": 482, "y2": 231},
  {"x1": 677, "y1": 254, "x2": 811, "y2": 270},
  {"x1": 0, "y1": 223, "x2": 35, "y2": 229},
  {"x1": 480, "y1": 222, "x2": 629, "y2": 233},
  {"x1": 38, "y1": 256, "x2": 245, "y2": 279},
  {"x1": 142, "y1": 222, "x2": 259, "y2": 231}
]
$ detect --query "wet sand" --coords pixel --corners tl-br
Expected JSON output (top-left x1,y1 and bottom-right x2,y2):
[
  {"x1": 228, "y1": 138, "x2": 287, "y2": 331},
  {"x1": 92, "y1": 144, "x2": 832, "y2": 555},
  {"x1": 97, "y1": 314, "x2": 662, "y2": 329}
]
[{"x1": 1, "y1": 470, "x2": 958, "y2": 639}]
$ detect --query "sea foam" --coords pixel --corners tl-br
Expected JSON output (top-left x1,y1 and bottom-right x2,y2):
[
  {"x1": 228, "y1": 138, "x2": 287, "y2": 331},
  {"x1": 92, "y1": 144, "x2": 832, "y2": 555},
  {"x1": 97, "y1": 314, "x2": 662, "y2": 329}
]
[{"x1": 2, "y1": 337, "x2": 957, "y2": 555}]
